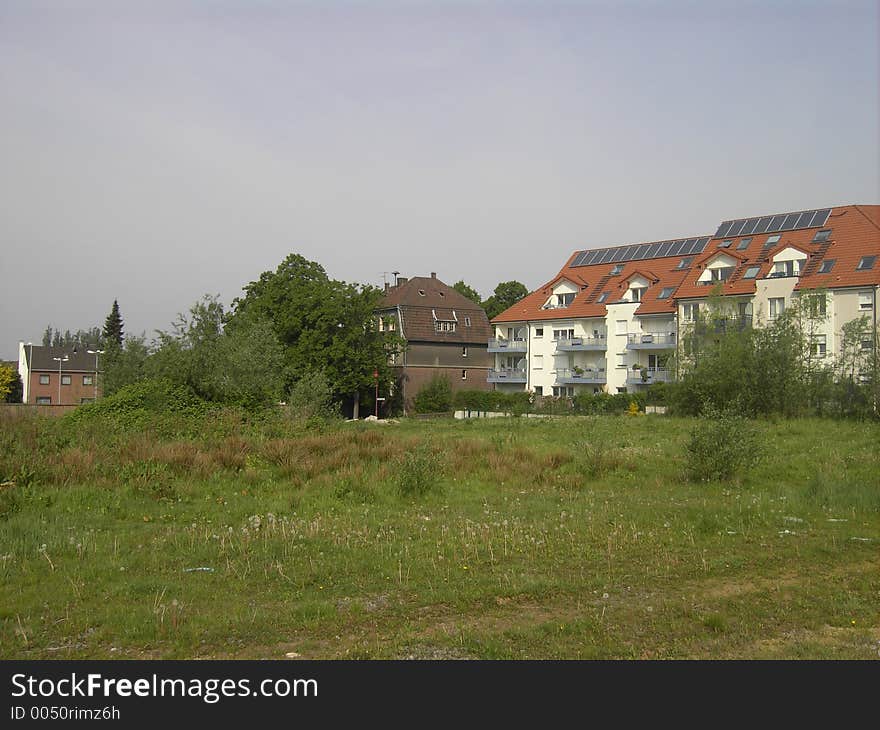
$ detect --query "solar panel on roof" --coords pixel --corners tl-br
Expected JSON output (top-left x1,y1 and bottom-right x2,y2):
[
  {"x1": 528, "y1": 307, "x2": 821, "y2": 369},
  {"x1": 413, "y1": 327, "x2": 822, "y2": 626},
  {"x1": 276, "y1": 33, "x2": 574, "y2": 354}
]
[
  {"x1": 740, "y1": 218, "x2": 759, "y2": 235},
  {"x1": 754, "y1": 216, "x2": 773, "y2": 234},
  {"x1": 715, "y1": 221, "x2": 733, "y2": 238},
  {"x1": 768, "y1": 214, "x2": 786, "y2": 230},
  {"x1": 610, "y1": 247, "x2": 627, "y2": 263},
  {"x1": 681, "y1": 240, "x2": 698, "y2": 255},
  {"x1": 597, "y1": 248, "x2": 614, "y2": 264},
  {"x1": 695, "y1": 237, "x2": 710, "y2": 251},
  {"x1": 633, "y1": 244, "x2": 649, "y2": 259},
  {"x1": 728, "y1": 220, "x2": 745, "y2": 237},
  {"x1": 811, "y1": 209, "x2": 831, "y2": 227},
  {"x1": 781, "y1": 213, "x2": 800, "y2": 230},
  {"x1": 657, "y1": 241, "x2": 674, "y2": 257},
  {"x1": 794, "y1": 211, "x2": 814, "y2": 228},
  {"x1": 646, "y1": 243, "x2": 662, "y2": 258}
]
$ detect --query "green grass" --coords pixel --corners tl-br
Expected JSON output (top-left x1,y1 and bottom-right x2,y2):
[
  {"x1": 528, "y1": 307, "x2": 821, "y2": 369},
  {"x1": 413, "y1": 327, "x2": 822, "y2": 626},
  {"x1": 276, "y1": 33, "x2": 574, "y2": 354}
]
[{"x1": 1, "y1": 409, "x2": 878, "y2": 659}]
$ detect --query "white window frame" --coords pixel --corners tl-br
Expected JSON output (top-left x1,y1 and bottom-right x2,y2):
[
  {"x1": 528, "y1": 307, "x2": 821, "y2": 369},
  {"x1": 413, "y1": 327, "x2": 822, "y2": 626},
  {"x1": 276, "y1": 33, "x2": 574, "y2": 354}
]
[
  {"x1": 769, "y1": 297, "x2": 785, "y2": 319},
  {"x1": 39, "y1": 374, "x2": 50, "y2": 385},
  {"x1": 858, "y1": 291, "x2": 873, "y2": 310}
]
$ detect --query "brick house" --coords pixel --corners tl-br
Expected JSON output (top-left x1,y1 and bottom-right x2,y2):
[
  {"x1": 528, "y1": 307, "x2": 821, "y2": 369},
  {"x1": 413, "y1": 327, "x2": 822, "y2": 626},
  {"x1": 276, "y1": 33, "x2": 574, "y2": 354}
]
[
  {"x1": 376, "y1": 273, "x2": 493, "y2": 412},
  {"x1": 18, "y1": 343, "x2": 103, "y2": 405}
]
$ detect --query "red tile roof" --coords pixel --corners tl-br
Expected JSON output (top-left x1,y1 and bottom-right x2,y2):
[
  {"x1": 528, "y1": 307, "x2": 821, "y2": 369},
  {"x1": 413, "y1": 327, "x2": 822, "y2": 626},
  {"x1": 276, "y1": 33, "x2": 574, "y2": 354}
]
[{"x1": 492, "y1": 205, "x2": 880, "y2": 324}]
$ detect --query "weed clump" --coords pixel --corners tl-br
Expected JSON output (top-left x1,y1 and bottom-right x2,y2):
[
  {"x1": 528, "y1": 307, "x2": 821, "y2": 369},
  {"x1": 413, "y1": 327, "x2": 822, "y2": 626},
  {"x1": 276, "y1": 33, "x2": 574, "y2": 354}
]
[
  {"x1": 685, "y1": 406, "x2": 761, "y2": 483},
  {"x1": 394, "y1": 445, "x2": 445, "y2": 496}
]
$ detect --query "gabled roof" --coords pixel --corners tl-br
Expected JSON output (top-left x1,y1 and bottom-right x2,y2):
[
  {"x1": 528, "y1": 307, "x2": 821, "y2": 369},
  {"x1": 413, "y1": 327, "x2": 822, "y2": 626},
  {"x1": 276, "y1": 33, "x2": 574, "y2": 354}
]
[
  {"x1": 23, "y1": 345, "x2": 100, "y2": 373},
  {"x1": 492, "y1": 204, "x2": 880, "y2": 323},
  {"x1": 377, "y1": 275, "x2": 492, "y2": 344}
]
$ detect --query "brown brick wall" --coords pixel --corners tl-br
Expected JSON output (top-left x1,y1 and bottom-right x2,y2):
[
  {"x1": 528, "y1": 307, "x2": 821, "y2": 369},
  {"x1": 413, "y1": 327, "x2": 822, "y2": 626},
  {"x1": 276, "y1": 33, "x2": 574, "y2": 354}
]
[
  {"x1": 28, "y1": 371, "x2": 101, "y2": 405},
  {"x1": 397, "y1": 364, "x2": 491, "y2": 413},
  {"x1": 405, "y1": 342, "x2": 491, "y2": 368}
]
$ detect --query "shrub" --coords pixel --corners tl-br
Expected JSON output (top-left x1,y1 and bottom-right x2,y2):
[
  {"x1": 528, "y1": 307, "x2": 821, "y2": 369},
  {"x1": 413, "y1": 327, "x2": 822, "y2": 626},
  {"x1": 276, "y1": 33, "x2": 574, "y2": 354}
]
[
  {"x1": 685, "y1": 406, "x2": 761, "y2": 482},
  {"x1": 413, "y1": 375, "x2": 453, "y2": 414},
  {"x1": 286, "y1": 369, "x2": 339, "y2": 423},
  {"x1": 395, "y1": 445, "x2": 444, "y2": 496}
]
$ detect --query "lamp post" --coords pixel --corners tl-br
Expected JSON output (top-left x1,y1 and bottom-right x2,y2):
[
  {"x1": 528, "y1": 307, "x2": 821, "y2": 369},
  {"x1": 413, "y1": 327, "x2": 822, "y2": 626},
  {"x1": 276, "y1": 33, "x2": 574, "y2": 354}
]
[
  {"x1": 52, "y1": 355, "x2": 69, "y2": 405},
  {"x1": 87, "y1": 349, "x2": 104, "y2": 401},
  {"x1": 26, "y1": 341, "x2": 33, "y2": 404}
]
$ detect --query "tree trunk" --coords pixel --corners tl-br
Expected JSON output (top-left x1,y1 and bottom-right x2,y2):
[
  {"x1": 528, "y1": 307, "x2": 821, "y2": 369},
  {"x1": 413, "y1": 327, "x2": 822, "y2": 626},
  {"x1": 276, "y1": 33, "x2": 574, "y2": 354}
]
[{"x1": 352, "y1": 393, "x2": 359, "y2": 419}]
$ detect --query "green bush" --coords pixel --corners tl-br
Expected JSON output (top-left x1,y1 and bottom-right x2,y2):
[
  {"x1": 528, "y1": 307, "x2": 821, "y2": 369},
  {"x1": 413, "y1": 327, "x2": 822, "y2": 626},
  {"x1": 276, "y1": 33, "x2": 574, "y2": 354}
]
[
  {"x1": 286, "y1": 369, "x2": 339, "y2": 423},
  {"x1": 413, "y1": 375, "x2": 453, "y2": 414},
  {"x1": 685, "y1": 406, "x2": 761, "y2": 482},
  {"x1": 395, "y1": 445, "x2": 444, "y2": 496}
]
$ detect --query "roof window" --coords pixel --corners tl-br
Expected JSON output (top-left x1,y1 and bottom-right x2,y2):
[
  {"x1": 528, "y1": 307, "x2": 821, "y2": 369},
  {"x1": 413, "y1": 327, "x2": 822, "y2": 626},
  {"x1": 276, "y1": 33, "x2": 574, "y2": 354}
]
[
  {"x1": 657, "y1": 287, "x2": 675, "y2": 300},
  {"x1": 610, "y1": 264, "x2": 624, "y2": 275},
  {"x1": 812, "y1": 229, "x2": 831, "y2": 243},
  {"x1": 718, "y1": 240, "x2": 732, "y2": 248},
  {"x1": 418, "y1": 289, "x2": 426, "y2": 296},
  {"x1": 765, "y1": 234, "x2": 781, "y2": 245},
  {"x1": 857, "y1": 256, "x2": 876, "y2": 271},
  {"x1": 742, "y1": 266, "x2": 761, "y2": 280},
  {"x1": 597, "y1": 292, "x2": 609, "y2": 303},
  {"x1": 737, "y1": 238, "x2": 752, "y2": 251},
  {"x1": 676, "y1": 257, "x2": 693, "y2": 270},
  {"x1": 818, "y1": 259, "x2": 835, "y2": 274}
]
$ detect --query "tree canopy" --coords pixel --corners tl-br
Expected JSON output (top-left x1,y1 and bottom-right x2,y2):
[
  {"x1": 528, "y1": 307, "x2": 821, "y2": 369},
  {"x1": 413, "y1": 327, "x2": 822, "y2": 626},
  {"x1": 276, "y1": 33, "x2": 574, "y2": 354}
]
[
  {"x1": 103, "y1": 300, "x2": 124, "y2": 347},
  {"x1": 483, "y1": 280, "x2": 529, "y2": 319},
  {"x1": 452, "y1": 281, "x2": 482, "y2": 305}
]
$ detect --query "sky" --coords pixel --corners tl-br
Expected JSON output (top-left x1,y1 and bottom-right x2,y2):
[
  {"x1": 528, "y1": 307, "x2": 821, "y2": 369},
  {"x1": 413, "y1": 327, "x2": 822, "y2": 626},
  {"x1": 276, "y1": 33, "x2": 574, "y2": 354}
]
[{"x1": 2, "y1": 0, "x2": 878, "y2": 359}]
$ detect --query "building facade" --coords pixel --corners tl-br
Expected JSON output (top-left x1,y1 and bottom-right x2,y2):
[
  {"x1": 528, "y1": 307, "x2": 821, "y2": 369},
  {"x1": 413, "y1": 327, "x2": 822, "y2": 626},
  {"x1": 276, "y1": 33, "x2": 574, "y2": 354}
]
[
  {"x1": 376, "y1": 273, "x2": 493, "y2": 411},
  {"x1": 18, "y1": 343, "x2": 103, "y2": 405},
  {"x1": 490, "y1": 205, "x2": 879, "y2": 396}
]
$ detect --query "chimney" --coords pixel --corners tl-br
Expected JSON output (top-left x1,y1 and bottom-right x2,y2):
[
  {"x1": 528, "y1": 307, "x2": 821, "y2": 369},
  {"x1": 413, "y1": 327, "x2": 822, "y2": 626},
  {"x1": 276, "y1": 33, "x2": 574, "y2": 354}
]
[
  {"x1": 396, "y1": 275, "x2": 407, "y2": 286},
  {"x1": 384, "y1": 282, "x2": 390, "y2": 293},
  {"x1": 431, "y1": 272, "x2": 436, "y2": 278}
]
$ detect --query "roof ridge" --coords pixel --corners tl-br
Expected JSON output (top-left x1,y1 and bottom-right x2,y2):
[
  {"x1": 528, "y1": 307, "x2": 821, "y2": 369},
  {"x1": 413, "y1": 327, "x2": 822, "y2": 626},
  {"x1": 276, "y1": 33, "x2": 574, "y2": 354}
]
[{"x1": 853, "y1": 205, "x2": 880, "y2": 233}]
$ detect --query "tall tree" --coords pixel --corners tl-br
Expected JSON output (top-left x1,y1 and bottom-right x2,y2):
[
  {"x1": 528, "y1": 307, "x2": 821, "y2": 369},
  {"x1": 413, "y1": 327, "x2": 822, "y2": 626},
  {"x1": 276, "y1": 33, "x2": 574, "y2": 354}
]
[
  {"x1": 103, "y1": 300, "x2": 124, "y2": 347},
  {"x1": 483, "y1": 280, "x2": 529, "y2": 319},
  {"x1": 452, "y1": 281, "x2": 482, "y2": 305}
]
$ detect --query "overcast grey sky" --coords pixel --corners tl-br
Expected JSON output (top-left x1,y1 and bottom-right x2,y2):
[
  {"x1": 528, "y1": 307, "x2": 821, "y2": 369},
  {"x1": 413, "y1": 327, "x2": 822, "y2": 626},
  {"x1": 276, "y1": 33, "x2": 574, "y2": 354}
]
[{"x1": 2, "y1": 0, "x2": 878, "y2": 358}]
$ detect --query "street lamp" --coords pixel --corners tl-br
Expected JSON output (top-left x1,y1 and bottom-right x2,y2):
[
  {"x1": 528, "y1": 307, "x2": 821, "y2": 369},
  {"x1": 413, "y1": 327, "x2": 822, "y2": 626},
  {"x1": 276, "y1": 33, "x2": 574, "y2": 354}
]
[
  {"x1": 52, "y1": 355, "x2": 69, "y2": 405},
  {"x1": 87, "y1": 349, "x2": 104, "y2": 401},
  {"x1": 26, "y1": 341, "x2": 33, "y2": 404}
]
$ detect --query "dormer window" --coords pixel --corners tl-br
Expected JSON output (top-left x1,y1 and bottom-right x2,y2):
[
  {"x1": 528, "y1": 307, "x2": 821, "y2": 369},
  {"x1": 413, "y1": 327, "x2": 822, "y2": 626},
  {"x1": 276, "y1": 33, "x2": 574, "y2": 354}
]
[
  {"x1": 630, "y1": 287, "x2": 647, "y2": 302},
  {"x1": 557, "y1": 293, "x2": 575, "y2": 307},
  {"x1": 435, "y1": 321, "x2": 456, "y2": 333},
  {"x1": 710, "y1": 267, "x2": 734, "y2": 282},
  {"x1": 772, "y1": 260, "x2": 799, "y2": 277}
]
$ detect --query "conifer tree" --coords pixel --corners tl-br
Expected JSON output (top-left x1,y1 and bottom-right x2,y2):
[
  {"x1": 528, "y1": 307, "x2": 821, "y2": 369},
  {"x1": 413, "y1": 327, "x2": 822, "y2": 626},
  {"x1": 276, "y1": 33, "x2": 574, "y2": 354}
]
[{"x1": 103, "y1": 300, "x2": 124, "y2": 347}]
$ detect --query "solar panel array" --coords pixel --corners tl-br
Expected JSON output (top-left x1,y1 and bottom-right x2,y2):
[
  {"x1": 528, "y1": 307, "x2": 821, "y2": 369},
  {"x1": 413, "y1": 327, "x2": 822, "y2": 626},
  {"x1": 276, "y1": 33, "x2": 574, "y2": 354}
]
[
  {"x1": 714, "y1": 209, "x2": 830, "y2": 239},
  {"x1": 571, "y1": 237, "x2": 711, "y2": 268}
]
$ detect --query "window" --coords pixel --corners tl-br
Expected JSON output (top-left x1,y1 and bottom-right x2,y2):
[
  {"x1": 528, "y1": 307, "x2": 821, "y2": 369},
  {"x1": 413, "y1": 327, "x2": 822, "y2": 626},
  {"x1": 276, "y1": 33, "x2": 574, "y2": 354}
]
[
  {"x1": 818, "y1": 259, "x2": 835, "y2": 274},
  {"x1": 418, "y1": 289, "x2": 426, "y2": 296},
  {"x1": 772, "y1": 260, "x2": 798, "y2": 277},
  {"x1": 83, "y1": 375, "x2": 93, "y2": 385},
  {"x1": 737, "y1": 238, "x2": 752, "y2": 251},
  {"x1": 718, "y1": 240, "x2": 732, "y2": 248},
  {"x1": 534, "y1": 386, "x2": 543, "y2": 397},
  {"x1": 765, "y1": 234, "x2": 781, "y2": 245},
  {"x1": 683, "y1": 303, "x2": 699, "y2": 322},
  {"x1": 461, "y1": 347, "x2": 468, "y2": 357},
  {"x1": 610, "y1": 264, "x2": 624, "y2": 275},
  {"x1": 552, "y1": 386, "x2": 574, "y2": 398},
  {"x1": 676, "y1": 257, "x2": 693, "y2": 270},
  {"x1": 743, "y1": 266, "x2": 760, "y2": 279},
  {"x1": 812, "y1": 229, "x2": 831, "y2": 243},
  {"x1": 769, "y1": 297, "x2": 785, "y2": 319},
  {"x1": 630, "y1": 287, "x2": 647, "y2": 302},
  {"x1": 807, "y1": 296, "x2": 826, "y2": 317},
  {"x1": 657, "y1": 287, "x2": 674, "y2": 300},
  {"x1": 435, "y1": 321, "x2": 456, "y2": 332},
  {"x1": 533, "y1": 355, "x2": 543, "y2": 370},
  {"x1": 36, "y1": 396, "x2": 51, "y2": 405},
  {"x1": 461, "y1": 370, "x2": 467, "y2": 380},
  {"x1": 597, "y1": 292, "x2": 609, "y2": 303},
  {"x1": 812, "y1": 335, "x2": 827, "y2": 358},
  {"x1": 710, "y1": 267, "x2": 734, "y2": 282},
  {"x1": 859, "y1": 291, "x2": 873, "y2": 310},
  {"x1": 862, "y1": 339, "x2": 874, "y2": 352},
  {"x1": 61, "y1": 375, "x2": 71, "y2": 385},
  {"x1": 80, "y1": 398, "x2": 94, "y2": 404},
  {"x1": 534, "y1": 327, "x2": 543, "y2": 338},
  {"x1": 464, "y1": 317, "x2": 471, "y2": 327},
  {"x1": 557, "y1": 292, "x2": 575, "y2": 307},
  {"x1": 616, "y1": 353, "x2": 628, "y2": 368},
  {"x1": 39, "y1": 374, "x2": 50, "y2": 385},
  {"x1": 553, "y1": 328, "x2": 575, "y2": 340},
  {"x1": 857, "y1": 256, "x2": 876, "y2": 271}
]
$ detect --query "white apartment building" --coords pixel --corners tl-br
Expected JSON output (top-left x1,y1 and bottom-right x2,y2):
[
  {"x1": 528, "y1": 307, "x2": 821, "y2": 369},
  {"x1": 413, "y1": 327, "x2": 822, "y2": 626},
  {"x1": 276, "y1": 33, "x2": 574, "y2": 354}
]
[{"x1": 489, "y1": 205, "x2": 879, "y2": 395}]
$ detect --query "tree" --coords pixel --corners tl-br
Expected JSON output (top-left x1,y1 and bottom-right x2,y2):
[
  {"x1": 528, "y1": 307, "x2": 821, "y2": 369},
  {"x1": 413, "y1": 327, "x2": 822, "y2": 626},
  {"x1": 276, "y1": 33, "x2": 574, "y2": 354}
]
[
  {"x1": 0, "y1": 363, "x2": 16, "y2": 401},
  {"x1": 412, "y1": 374, "x2": 453, "y2": 413},
  {"x1": 483, "y1": 281, "x2": 529, "y2": 319},
  {"x1": 452, "y1": 281, "x2": 482, "y2": 305},
  {"x1": 4, "y1": 371, "x2": 23, "y2": 403},
  {"x1": 102, "y1": 335, "x2": 149, "y2": 396},
  {"x1": 231, "y1": 253, "x2": 404, "y2": 413},
  {"x1": 40, "y1": 325, "x2": 103, "y2": 350},
  {"x1": 103, "y1": 300, "x2": 124, "y2": 347}
]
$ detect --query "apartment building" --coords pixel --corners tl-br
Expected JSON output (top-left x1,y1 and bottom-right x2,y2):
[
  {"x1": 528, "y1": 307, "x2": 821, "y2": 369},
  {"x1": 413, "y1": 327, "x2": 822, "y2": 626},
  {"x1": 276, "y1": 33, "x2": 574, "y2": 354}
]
[
  {"x1": 489, "y1": 205, "x2": 879, "y2": 396},
  {"x1": 376, "y1": 273, "x2": 493, "y2": 411}
]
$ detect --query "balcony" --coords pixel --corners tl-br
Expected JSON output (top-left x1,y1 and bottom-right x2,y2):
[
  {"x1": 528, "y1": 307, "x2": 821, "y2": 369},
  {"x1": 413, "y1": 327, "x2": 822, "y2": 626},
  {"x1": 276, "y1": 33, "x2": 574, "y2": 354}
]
[
  {"x1": 555, "y1": 367, "x2": 607, "y2": 384},
  {"x1": 487, "y1": 338, "x2": 528, "y2": 353},
  {"x1": 626, "y1": 333, "x2": 676, "y2": 350},
  {"x1": 487, "y1": 368, "x2": 527, "y2": 383},
  {"x1": 692, "y1": 316, "x2": 753, "y2": 335},
  {"x1": 555, "y1": 335, "x2": 607, "y2": 352},
  {"x1": 626, "y1": 367, "x2": 673, "y2": 385}
]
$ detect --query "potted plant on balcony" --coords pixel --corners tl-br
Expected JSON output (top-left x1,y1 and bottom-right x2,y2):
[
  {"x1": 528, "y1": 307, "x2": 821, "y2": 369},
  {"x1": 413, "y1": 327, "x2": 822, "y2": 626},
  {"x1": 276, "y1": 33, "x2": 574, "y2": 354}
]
[{"x1": 572, "y1": 366, "x2": 585, "y2": 378}]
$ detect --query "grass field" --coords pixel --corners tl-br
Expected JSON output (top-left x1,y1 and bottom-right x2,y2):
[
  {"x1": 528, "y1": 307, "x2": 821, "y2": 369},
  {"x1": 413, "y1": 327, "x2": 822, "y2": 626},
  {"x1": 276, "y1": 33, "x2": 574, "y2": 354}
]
[{"x1": 2, "y1": 408, "x2": 879, "y2": 659}]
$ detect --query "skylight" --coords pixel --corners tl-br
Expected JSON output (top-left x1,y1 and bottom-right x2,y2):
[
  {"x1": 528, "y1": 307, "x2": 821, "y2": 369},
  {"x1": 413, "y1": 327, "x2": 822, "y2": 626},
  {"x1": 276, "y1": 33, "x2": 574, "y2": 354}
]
[
  {"x1": 812, "y1": 229, "x2": 832, "y2": 243},
  {"x1": 737, "y1": 238, "x2": 752, "y2": 250},
  {"x1": 718, "y1": 240, "x2": 732, "y2": 248},
  {"x1": 676, "y1": 257, "x2": 693, "y2": 270},
  {"x1": 610, "y1": 264, "x2": 624, "y2": 275},
  {"x1": 857, "y1": 256, "x2": 876, "y2": 271},
  {"x1": 818, "y1": 259, "x2": 835, "y2": 274},
  {"x1": 742, "y1": 266, "x2": 760, "y2": 279},
  {"x1": 657, "y1": 287, "x2": 675, "y2": 300},
  {"x1": 597, "y1": 292, "x2": 609, "y2": 303}
]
